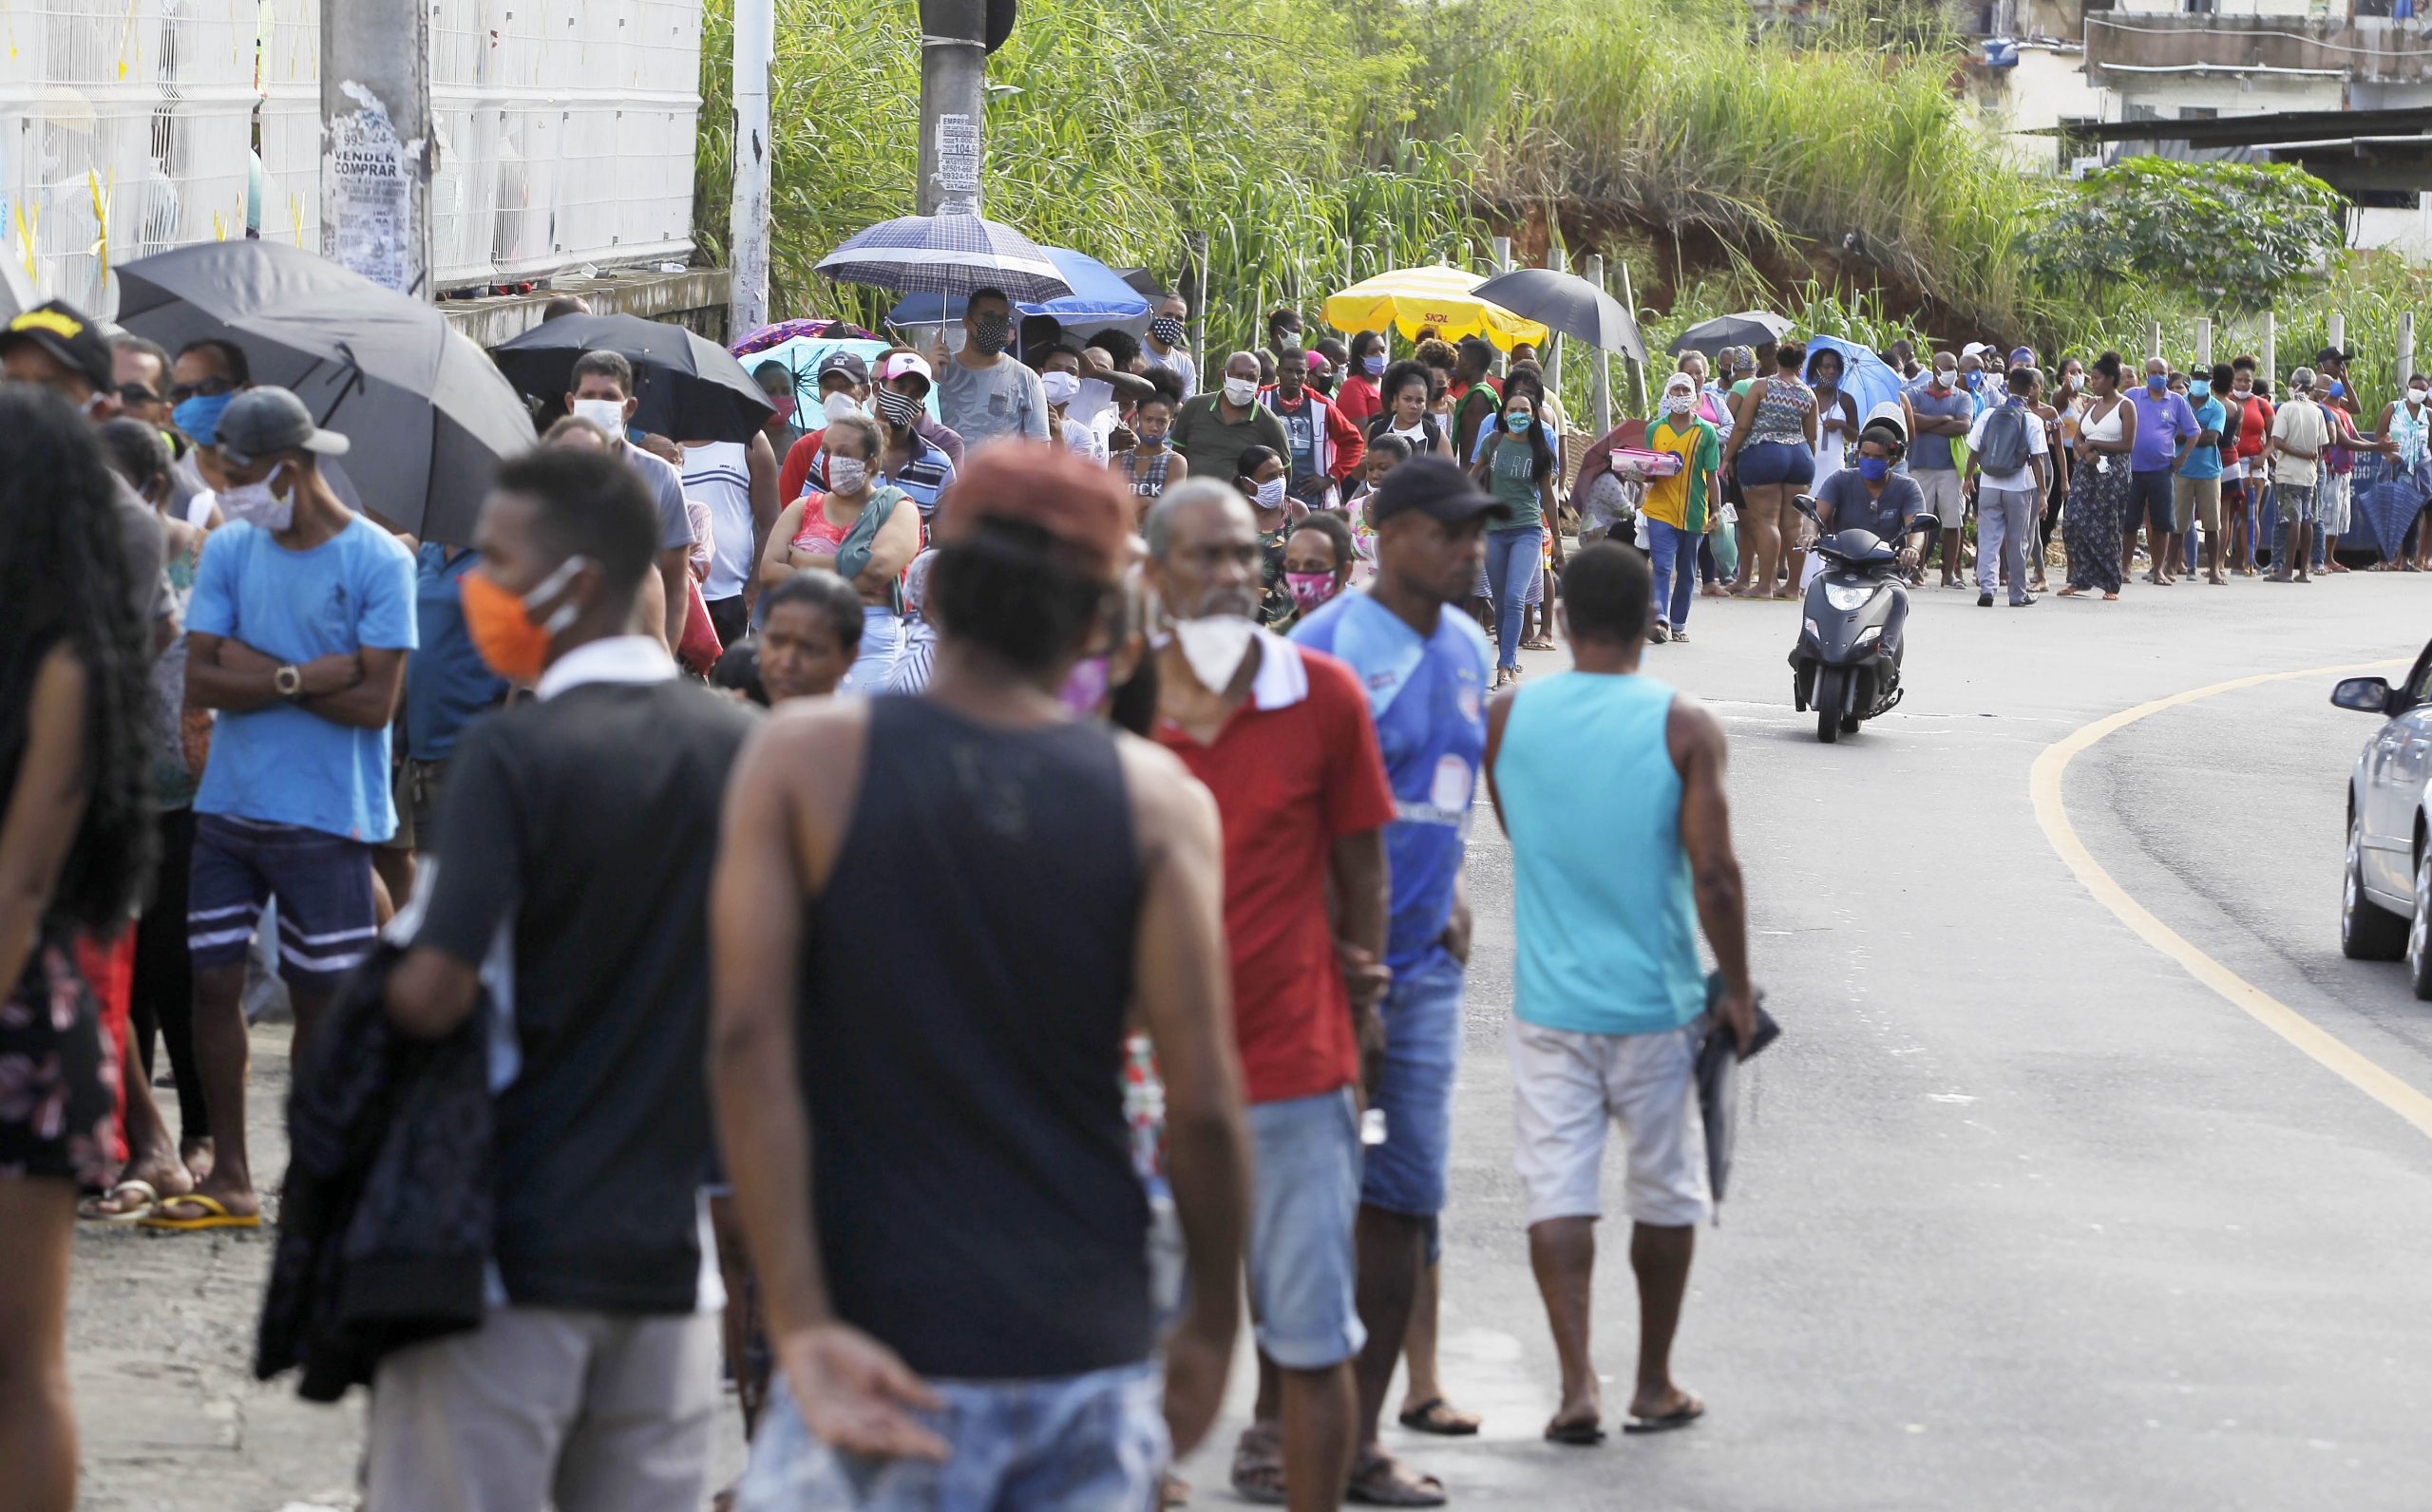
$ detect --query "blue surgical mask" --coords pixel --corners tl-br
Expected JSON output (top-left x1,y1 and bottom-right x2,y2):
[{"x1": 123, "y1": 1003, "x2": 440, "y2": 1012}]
[
  {"x1": 2146, "y1": 373, "x2": 2167, "y2": 394},
  {"x1": 1361, "y1": 354, "x2": 1385, "y2": 377},
  {"x1": 1857, "y1": 456, "x2": 1890, "y2": 482},
  {"x1": 174, "y1": 390, "x2": 236, "y2": 445},
  {"x1": 2191, "y1": 380, "x2": 2211, "y2": 399}
]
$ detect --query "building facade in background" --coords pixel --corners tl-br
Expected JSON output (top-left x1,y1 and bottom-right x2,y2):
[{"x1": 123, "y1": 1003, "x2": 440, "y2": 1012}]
[{"x1": 0, "y1": 0, "x2": 701, "y2": 313}]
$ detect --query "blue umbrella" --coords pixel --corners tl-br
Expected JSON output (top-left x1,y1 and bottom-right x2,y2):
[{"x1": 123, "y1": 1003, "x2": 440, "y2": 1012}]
[
  {"x1": 2351, "y1": 446, "x2": 2430, "y2": 558},
  {"x1": 1803, "y1": 334, "x2": 1906, "y2": 426},
  {"x1": 884, "y1": 246, "x2": 1150, "y2": 329},
  {"x1": 816, "y1": 212, "x2": 1072, "y2": 304}
]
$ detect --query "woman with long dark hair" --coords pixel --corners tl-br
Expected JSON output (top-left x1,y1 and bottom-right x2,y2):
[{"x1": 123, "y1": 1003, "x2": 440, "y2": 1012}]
[
  {"x1": 1472, "y1": 386, "x2": 1559, "y2": 688},
  {"x1": 1366, "y1": 358, "x2": 1452, "y2": 460},
  {"x1": 0, "y1": 385, "x2": 160, "y2": 1509}
]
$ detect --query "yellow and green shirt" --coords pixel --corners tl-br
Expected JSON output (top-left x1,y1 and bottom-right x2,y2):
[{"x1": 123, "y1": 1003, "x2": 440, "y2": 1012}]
[{"x1": 1644, "y1": 416, "x2": 1721, "y2": 531}]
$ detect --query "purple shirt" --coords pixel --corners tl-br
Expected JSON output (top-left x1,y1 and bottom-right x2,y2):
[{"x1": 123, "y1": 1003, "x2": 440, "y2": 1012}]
[{"x1": 2128, "y1": 387, "x2": 2199, "y2": 472}]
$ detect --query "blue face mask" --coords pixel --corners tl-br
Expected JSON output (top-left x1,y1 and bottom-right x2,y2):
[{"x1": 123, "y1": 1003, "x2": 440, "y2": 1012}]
[
  {"x1": 1504, "y1": 413, "x2": 1532, "y2": 434},
  {"x1": 1857, "y1": 456, "x2": 1890, "y2": 482},
  {"x1": 1361, "y1": 354, "x2": 1385, "y2": 377},
  {"x1": 2191, "y1": 380, "x2": 2211, "y2": 399},
  {"x1": 2146, "y1": 373, "x2": 2167, "y2": 394},
  {"x1": 174, "y1": 390, "x2": 236, "y2": 445},
  {"x1": 1964, "y1": 371, "x2": 1984, "y2": 391},
  {"x1": 2329, "y1": 379, "x2": 2346, "y2": 399}
]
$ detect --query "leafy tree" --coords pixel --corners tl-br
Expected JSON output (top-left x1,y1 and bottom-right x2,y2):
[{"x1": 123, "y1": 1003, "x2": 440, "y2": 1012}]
[{"x1": 2023, "y1": 157, "x2": 2345, "y2": 310}]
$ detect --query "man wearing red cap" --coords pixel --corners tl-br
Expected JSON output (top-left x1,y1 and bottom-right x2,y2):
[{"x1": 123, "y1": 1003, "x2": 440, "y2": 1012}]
[{"x1": 712, "y1": 443, "x2": 1251, "y2": 1506}]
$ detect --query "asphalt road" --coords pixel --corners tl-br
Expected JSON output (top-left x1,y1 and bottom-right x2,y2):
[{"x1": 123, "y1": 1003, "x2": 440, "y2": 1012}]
[{"x1": 71, "y1": 572, "x2": 2432, "y2": 1510}]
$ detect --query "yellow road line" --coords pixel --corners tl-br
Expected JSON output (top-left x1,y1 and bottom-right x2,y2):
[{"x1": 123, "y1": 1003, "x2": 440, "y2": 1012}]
[{"x1": 2030, "y1": 659, "x2": 2432, "y2": 1139}]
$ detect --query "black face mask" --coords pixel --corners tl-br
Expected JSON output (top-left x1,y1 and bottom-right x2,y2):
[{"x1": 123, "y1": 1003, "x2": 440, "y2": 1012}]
[
  {"x1": 971, "y1": 313, "x2": 1012, "y2": 355},
  {"x1": 1150, "y1": 316, "x2": 1186, "y2": 346}
]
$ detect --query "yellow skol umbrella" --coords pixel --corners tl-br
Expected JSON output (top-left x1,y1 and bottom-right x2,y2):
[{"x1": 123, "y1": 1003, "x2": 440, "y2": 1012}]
[{"x1": 1323, "y1": 265, "x2": 1548, "y2": 352}]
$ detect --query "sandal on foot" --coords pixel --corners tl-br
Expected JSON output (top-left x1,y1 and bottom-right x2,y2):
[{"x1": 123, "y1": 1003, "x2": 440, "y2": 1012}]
[
  {"x1": 139, "y1": 1193, "x2": 261, "y2": 1232},
  {"x1": 1228, "y1": 1422, "x2": 1284, "y2": 1506},
  {"x1": 1399, "y1": 1397, "x2": 1482, "y2": 1437},
  {"x1": 1543, "y1": 1413, "x2": 1606, "y2": 1446},
  {"x1": 1346, "y1": 1452, "x2": 1447, "y2": 1507},
  {"x1": 79, "y1": 1179, "x2": 160, "y2": 1222},
  {"x1": 1622, "y1": 1394, "x2": 1706, "y2": 1435}
]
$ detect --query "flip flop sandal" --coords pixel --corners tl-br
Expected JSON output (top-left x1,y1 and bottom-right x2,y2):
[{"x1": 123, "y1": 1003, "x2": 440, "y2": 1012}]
[
  {"x1": 1543, "y1": 1416, "x2": 1606, "y2": 1446},
  {"x1": 1398, "y1": 1397, "x2": 1482, "y2": 1437},
  {"x1": 1345, "y1": 1453, "x2": 1447, "y2": 1507},
  {"x1": 139, "y1": 1194, "x2": 262, "y2": 1232},
  {"x1": 1623, "y1": 1396, "x2": 1706, "y2": 1435},
  {"x1": 79, "y1": 1180, "x2": 159, "y2": 1223},
  {"x1": 1227, "y1": 1422, "x2": 1285, "y2": 1506}
]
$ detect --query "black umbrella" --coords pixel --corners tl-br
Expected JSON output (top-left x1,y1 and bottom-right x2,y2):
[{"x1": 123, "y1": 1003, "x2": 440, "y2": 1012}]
[
  {"x1": 489, "y1": 312, "x2": 774, "y2": 444},
  {"x1": 1472, "y1": 268, "x2": 1646, "y2": 363},
  {"x1": 114, "y1": 240, "x2": 535, "y2": 544},
  {"x1": 1115, "y1": 267, "x2": 1168, "y2": 302},
  {"x1": 1694, "y1": 975, "x2": 1779, "y2": 1219},
  {"x1": 1668, "y1": 311, "x2": 1793, "y2": 358}
]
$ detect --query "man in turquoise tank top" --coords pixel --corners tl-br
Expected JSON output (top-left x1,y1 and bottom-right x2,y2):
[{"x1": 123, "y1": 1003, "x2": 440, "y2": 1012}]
[{"x1": 1483, "y1": 540, "x2": 1758, "y2": 1445}]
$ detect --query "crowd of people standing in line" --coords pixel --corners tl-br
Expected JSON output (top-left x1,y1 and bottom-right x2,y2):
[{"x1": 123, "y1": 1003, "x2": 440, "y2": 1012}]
[{"x1": 2, "y1": 271, "x2": 1770, "y2": 1512}]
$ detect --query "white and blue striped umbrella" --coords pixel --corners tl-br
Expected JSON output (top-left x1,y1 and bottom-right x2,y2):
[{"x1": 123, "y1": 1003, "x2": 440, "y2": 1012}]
[{"x1": 815, "y1": 212, "x2": 1074, "y2": 304}]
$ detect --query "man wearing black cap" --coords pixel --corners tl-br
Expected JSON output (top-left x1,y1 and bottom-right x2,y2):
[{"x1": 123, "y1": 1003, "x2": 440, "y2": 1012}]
[
  {"x1": 1291, "y1": 456, "x2": 1501, "y2": 1507},
  {"x1": 156, "y1": 386, "x2": 416, "y2": 1232},
  {"x1": 2, "y1": 300, "x2": 178, "y2": 636}
]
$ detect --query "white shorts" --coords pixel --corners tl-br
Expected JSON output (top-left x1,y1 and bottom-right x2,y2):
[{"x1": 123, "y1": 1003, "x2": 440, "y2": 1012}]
[
  {"x1": 1509, "y1": 1016, "x2": 1711, "y2": 1229},
  {"x1": 1912, "y1": 468, "x2": 1966, "y2": 528}
]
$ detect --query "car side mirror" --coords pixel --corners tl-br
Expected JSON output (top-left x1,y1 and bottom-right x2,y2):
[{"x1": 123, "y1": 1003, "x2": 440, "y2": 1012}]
[{"x1": 2332, "y1": 676, "x2": 2393, "y2": 714}]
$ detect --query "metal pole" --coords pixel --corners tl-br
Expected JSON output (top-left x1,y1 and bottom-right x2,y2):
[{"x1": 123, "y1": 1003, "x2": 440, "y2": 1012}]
[
  {"x1": 320, "y1": 0, "x2": 432, "y2": 296},
  {"x1": 916, "y1": 0, "x2": 988, "y2": 217},
  {"x1": 1545, "y1": 243, "x2": 1566, "y2": 403},
  {"x1": 2402, "y1": 312, "x2": 2417, "y2": 390},
  {"x1": 1189, "y1": 230, "x2": 1209, "y2": 371},
  {"x1": 2328, "y1": 311, "x2": 2347, "y2": 365},
  {"x1": 727, "y1": 0, "x2": 775, "y2": 334},
  {"x1": 1492, "y1": 236, "x2": 1512, "y2": 275},
  {"x1": 1586, "y1": 253, "x2": 1612, "y2": 437},
  {"x1": 2195, "y1": 316, "x2": 2212, "y2": 369},
  {"x1": 1617, "y1": 259, "x2": 1648, "y2": 416},
  {"x1": 2263, "y1": 308, "x2": 2277, "y2": 391},
  {"x1": 2146, "y1": 319, "x2": 2162, "y2": 364}
]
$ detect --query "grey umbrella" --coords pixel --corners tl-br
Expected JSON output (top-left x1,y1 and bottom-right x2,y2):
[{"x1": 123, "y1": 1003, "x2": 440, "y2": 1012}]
[
  {"x1": 0, "y1": 257, "x2": 31, "y2": 321},
  {"x1": 1472, "y1": 268, "x2": 1647, "y2": 363},
  {"x1": 114, "y1": 240, "x2": 533, "y2": 544},
  {"x1": 1668, "y1": 311, "x2": 1794, "y2": 358}
]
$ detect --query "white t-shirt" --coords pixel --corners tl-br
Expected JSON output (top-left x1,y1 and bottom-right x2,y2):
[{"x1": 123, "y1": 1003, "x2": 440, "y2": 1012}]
[
  {"x1": 2270, "y1": 400, "x2": 2328, "y2": 487},
  {"x1": 1965, "y1": 401, "x2": 2049, "y2": 493}
]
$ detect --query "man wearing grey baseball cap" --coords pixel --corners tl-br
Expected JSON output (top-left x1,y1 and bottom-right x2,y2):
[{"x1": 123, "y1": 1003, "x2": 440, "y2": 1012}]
[{"x1": 157, "y1": 385, "x2": 417, "y2": 1234}]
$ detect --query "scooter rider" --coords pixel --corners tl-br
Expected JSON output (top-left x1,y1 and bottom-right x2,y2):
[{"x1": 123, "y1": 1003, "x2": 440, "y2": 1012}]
[{"x1": 1810, "y1": 406, "x2": 1932, "y2": 659}]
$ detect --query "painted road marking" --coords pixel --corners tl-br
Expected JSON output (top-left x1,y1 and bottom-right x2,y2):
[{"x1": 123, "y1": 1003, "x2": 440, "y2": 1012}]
[{"x1": 2031, "y1": 659, "x2": 2432, "y2": 1139}]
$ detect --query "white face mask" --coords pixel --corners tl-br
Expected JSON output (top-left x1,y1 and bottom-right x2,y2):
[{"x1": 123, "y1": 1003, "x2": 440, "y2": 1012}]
[
  {"x1": 1172, "y1": 614, "x2": 1257, "y2": 693},
  {"x1": 1039, "y1": 370, "x2": 1081, "y2": 406},
  {"x1": 1663, "y1": 390, "x2": 1695, "y2": 415},
  {"x1": 2412, "y1": 387, "x2": 2428, "y2": 405},
  {"x1": 823, "y1": 391, "x2": 864, "y2": 425},
  {"x1": 1254, "y1": 476, "x2": 1285, "y2": 510},
  {"x1": 1222, "y1": 375, "x2": 1259, "y2": 406},
  {"x1": 827, "y1": 456, "x2": 869, "y2": 495},
  {"x1": 220, "y1": 464, "x2": 294, "y2": 532},
  {"x1": 571, "y1": 397, "x2": 627, "y2": 437}
]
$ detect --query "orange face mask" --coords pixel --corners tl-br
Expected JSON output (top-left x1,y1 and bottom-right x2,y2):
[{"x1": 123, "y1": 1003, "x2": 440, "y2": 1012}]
[{"x1": 460, "y1": 558, "x2": 586, "y2": 684}]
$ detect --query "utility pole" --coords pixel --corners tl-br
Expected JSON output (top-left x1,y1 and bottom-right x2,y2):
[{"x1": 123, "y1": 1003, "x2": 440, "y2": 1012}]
[
  {"x1": 1586, "y1": 253, "x2": 1611, "y2": 437},
  {"x1": 918, "y1": 0, "x2": 1007, "y2": 217},
  {"x1": 1545, "y1": 243, "x2": 1566, "y2": 401},
  {"x1": 320, "y1": 0, "x2": 432, "y2": 297},
  {"x1": 728, "y1": 0, "x2": 775, "y2": 334}
]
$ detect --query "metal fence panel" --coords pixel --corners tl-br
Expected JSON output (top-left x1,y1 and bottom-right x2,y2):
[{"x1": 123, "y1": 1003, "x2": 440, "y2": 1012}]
[{"x1": 0, "y1": 0, "x2": 698, "y2": 312}]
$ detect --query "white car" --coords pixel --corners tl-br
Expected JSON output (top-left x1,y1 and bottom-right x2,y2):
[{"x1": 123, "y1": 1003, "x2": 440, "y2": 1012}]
[{"x1": 2336, "y1": 644, "x2": 2432, "y2": 995}]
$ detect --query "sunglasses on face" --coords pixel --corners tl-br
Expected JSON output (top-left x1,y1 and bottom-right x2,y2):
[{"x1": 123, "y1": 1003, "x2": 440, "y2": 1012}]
[
  {"x1": 119, "y1": 383, "x2": 161, "y2": 406},
  {"x1": 167, "y1": 375, "x2": 236, "y2": 404}
]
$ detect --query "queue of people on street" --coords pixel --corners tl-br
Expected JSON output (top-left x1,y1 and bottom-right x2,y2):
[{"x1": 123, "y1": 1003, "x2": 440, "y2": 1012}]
[{"x1": 26, "y1": 261, "x2": 2428, "y2": 1512}]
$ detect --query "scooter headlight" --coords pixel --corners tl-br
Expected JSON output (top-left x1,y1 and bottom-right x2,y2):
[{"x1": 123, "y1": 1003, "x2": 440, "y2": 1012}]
[
  {"x1": 1853, "y1": 626, "x2": 1882, "y2": 650},
  {"x1": 1823, "y1": 581, "x2": 1875, "y2": 612}
]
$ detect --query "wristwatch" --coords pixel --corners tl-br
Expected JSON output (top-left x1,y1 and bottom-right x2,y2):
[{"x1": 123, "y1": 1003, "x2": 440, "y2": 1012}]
[{"x1": 274, "y1": 664, "x2": 304, "y2": 701}]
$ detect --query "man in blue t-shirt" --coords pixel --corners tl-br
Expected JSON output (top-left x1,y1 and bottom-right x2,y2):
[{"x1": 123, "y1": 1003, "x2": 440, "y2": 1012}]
[
  {"x1": 157, "y1": 387, "x2": 416, "y2": 1232},
  {"x1": 2175, "y1": 369, "x2": 2229, "y2": 586},
  {"x1": 1293, "y1": 456, "x2": 1499, "y2": 1503}
]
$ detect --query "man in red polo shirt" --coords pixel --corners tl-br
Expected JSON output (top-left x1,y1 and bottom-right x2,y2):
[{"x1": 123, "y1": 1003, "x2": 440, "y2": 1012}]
[{"x1": 1145, "y1": 479, "x2": 1395, "y2": 1512}]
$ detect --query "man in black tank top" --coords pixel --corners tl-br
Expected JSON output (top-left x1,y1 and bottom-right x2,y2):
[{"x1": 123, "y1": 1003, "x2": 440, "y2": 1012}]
[{"x1": 713, "y1": 444, "x2": 1250, "y2": 1509}]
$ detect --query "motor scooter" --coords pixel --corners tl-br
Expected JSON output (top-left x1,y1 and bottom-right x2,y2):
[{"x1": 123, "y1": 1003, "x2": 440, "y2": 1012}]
[{"x1": 1787, "y1": 495, "x2": 1928, "y2": 743}]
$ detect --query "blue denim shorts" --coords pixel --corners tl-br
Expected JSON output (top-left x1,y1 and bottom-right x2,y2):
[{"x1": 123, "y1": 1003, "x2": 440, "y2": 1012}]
[
  {"x1": 735, "y1": 1358, "x2": 1168, "y2": 1512},
  {"x1": 1736, "y1": 440, "x2": 1815, "y2": 487},
  {"x1": 185, "y1": 814, "x2": 377, "y2": 989},
  {"x1": 1248, "y1": 1087, "x2": 1367, "y2": 1369},
  {"x1": 1362, "y1": 947, "x2": 1466, "y2": 1217}
]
